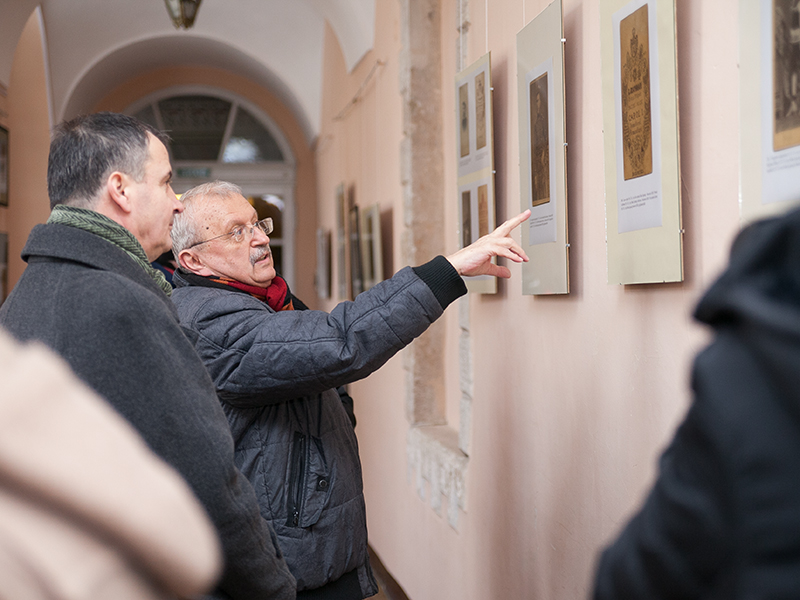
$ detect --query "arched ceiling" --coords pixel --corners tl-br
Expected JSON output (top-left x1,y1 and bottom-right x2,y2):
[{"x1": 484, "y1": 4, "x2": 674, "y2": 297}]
[{"x1": 0, "y1": 0, "x2": 375, "y2": 142}]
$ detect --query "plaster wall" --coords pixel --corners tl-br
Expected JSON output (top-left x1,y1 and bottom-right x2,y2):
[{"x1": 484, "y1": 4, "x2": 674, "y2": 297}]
[{"x1": 316, "y1": 1, "x2": 740, "y2": 598}]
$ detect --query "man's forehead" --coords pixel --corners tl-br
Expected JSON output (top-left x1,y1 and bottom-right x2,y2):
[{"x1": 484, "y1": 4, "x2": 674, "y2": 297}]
[{"x1": 202, "y1": 194, "x2": 256, "y2": 230}]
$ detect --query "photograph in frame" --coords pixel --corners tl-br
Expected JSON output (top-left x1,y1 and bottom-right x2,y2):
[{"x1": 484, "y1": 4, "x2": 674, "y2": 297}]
[
  {"x1": 348, "y1": 203, "x2": 363, "y2": 298},
  {"x1": 335, "y1": 184, "x2": 348, "y2": 299},
  {"x1": 315, "y1": 228, "x2": 331, "y2": 300},
  {"x1": 359, "y1": 204, "x2": 383, "y2": 291},
  {"x1": 773, "y1": 0, "x2": 800, "y2": 151},
  {"x1": 529, "y1": 72, "x2": 551, "y2": 207},
  {"x1": 517, "y1": 0, "x2": 569, "y2": 295},
  {"x1": 600, "y1": 0, "x2": 683, "y2": 284},
  {"x1": 0, "y1": 233, "x2": 7, "y2": 305},
  {"x1": 620, "y1": 4, "x2": 653, "y2": 180},
  {"x1": 455, "y1": 53, "x2": 497, "y2": 294},
  {"x1": 0, "y1": 127, "x2": 7, "y2": 207}
]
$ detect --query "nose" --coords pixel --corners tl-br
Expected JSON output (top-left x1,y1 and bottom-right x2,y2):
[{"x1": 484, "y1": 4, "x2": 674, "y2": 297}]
[
  {"x1": 172, "y1": 188, "x2": 185, "y2": 213},
  {"x1": 252, "y1": 225, "x2": 270, "y2": 245}
]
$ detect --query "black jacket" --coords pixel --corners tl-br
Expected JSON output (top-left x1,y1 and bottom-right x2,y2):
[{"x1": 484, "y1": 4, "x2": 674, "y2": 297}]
[
  {"x1": 0, "y1": 223, "x2": 296, "y2": 600},
  {"x1": 171, "y1": 257, "x2": 466, "y2": 597},
  {"x1": 594, "y1": 207, "x2": 800, "y2": 599}
]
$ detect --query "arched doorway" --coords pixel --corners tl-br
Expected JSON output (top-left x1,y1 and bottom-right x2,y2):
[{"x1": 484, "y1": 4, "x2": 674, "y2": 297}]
[{"x1": 126, "y1": 87, "x2": 297, "y2": 286}]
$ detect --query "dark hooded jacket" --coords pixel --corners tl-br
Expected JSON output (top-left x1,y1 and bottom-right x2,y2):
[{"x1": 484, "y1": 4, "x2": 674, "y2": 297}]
[
  {"x1": 594, "y1": 206, "x2": 800, "y2": 599},
  {"x1": 0, "y1": 223, "x2": 296, "y2": 600},
  {"x1": 171, "y1": 257, "x2": 466, "y2": 598}
]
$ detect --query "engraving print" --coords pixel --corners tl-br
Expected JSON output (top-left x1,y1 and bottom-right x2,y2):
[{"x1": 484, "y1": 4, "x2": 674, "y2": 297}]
[
  {"x1": 530, "y1": 73, "x2": 551, "y2": 206},
  {"x1": 620, "y1": 4, "x2": 653, "y2": 180},
  {"x1": 459, "y1": 83, "x2": 470, "y2": 157},
  {"x1": 773, "y1": 0, "x2": 800, "y2": 150},
  {"x1": 475, "y1": 72, "x2": 487, "y2": 150},
  {"x1": 462, "y1": 190, "x2": 472, "y2": 247},
  {"x1": 477, "y1": 184, "x2": 489, "y2": 236}
]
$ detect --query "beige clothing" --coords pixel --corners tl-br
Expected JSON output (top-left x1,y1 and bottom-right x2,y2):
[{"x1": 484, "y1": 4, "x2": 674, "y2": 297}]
[{"x1": 0, "y1": 328, "x2": 222, "y2": 600}]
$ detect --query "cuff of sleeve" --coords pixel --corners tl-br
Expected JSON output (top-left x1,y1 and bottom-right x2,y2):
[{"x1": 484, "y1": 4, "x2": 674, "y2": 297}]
[{"x1": 412, "y1": 255, "x2": 468, "y2": 310}]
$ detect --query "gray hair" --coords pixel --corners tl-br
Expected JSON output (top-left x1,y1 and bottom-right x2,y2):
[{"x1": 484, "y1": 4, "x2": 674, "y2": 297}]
[{"x1": 171, "y1": 180, "x2": 244, "y2": 258}]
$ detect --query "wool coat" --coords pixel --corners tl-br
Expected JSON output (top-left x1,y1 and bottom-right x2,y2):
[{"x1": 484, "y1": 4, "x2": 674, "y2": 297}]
[
  {"x1": 594, "y1": 206, "x2": 800, "y2": 599},
  {"x1": 171, "y1": 256, "x2": 466, "y2": 598},
  {"x1": 0, "y1": 222, "x2": 296, "y2": 600}
]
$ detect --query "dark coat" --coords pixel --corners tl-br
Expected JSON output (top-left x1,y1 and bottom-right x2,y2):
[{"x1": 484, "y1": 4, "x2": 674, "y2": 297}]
[
  {"x1": 171, "y1": 257, "x2": 466, "y2": 597},
  {"x1": 594, "y1": 207, "x2": 800, "y2": 599},
  {"x1": 0, "y1": 223, "x2": 296, "y2": 600}
]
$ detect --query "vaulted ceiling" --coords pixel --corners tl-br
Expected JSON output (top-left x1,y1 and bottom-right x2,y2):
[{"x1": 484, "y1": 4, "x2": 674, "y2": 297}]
[{"x1": 0, "y1": 0, "x2": 375, "y2": 142}]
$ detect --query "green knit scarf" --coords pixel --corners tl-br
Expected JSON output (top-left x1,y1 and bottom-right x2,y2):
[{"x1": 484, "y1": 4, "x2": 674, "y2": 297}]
[{"x1": 48, "y1": 205, "x2": 173, "y2": 296}]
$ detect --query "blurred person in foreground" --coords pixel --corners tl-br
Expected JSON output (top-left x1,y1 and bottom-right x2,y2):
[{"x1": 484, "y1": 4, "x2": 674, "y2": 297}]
[
  {"x1": 0, "y1": 327, "x2": 220, "y2": 600},
  {"x1": 594, "y1": 206, "x2": 800, "y2": 599},
  {"x1": 170, "y1": 180, "x2": 530, "y2": 599},
  {"x1": 0, "y1": 113, "x2": 295, "y2": 600}
]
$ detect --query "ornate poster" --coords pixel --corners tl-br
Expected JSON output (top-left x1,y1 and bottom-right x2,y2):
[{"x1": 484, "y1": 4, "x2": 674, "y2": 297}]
[
  {"x1": 475, "y1": 72, "x2": 487, "y2": 150},
  {"x1": 773, "y1": 0, "x2": 800, "y2": 152},
  {"x1": 620, "y1": 5, "x2": 653, "y2": 180},
  {"x1": 459, "y1": 83, "x2": 470, "y2": 158}
]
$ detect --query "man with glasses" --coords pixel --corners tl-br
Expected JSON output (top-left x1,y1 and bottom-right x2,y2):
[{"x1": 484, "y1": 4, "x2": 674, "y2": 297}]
[
  {"x1": 170, "y1": 180, "x2": 530, "y2": 599},
  {"x1": 0, "y1": 114, "x2": 295, "y2": 600}
]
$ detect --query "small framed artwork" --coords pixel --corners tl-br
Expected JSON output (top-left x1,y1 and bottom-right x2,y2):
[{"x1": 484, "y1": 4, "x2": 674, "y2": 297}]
[
  {"x1": 315, "y1": 228, "x2": 331, "y2": 300},
  {"x1": 359, "y1": 204, "x2": 384, "y2": 291},
  {"x1": 0, "y1": 233, "x2": 7, "y2": 305},
  {"x1": 348, "y1": 203, "x2": 363, "y2": 298},
  {"x1": 0, "y1": 126, "x2": 7, "y2": 207},
  {"x1": 517, "y1": 0, "x2": 570, "y2": 295},
  {"x1": 740, "y1": 0, "x2": 800, "y2": 223},
  {"x1": 335, "y1": 184, "x2": 348, "y2": 299},
  {"x1": 455, "y1": 52, "x2": 497, "y2": 294},
  {"x1": 600, "y1": 0, "x2": 683, "y2": 284}
]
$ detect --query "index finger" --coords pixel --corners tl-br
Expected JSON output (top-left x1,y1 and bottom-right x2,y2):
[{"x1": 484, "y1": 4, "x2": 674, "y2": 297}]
[{"x1": 494, "y1": 209, "x2": 531, "y2": 236}]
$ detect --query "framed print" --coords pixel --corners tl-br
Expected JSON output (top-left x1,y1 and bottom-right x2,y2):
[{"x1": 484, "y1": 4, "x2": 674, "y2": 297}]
[
  {"x1": 455, "y1": 53, "x2": 497, "y2": 294},
  {"x1": 0, "y1": 233, "x2": 7, "y2": 305},
  {"x1": 740, "y1": 0, "x2": 800, "y2": 223},
  {"x1": 359, "y1": 204, "x2": 384, "y2": 291},
  {"x1": 335, "y1": 184, "x2": 348, "y2": 299},
  {"x1": 600, "y1": 0, "x2": 683, "y2": 284},
  {"x1": 316, "y1": 228, "x2": 331, "y2": 300},
  {"x1": 0, "y1": 126, "x2": 7, "y2": 207},
  {"x1": 348, "y1": 204, "x2": 363, "y2": 298},
  {"x1": 517, "y1": 0, "x2": 569, "y2": 294}
]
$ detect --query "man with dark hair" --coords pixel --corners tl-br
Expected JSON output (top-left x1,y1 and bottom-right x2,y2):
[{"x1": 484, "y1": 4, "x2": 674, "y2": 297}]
[
  {"x1": 170, "y1": 180, "x2": 530, "y2": 599},
  {"x1": 0, "y1": 113, "x2": 295, "y2": 600}
]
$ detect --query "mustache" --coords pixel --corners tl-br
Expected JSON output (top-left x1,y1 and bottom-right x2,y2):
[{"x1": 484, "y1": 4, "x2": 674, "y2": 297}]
[{"x1": 250, "y1": 245, "x2": 270, "y2": 266}]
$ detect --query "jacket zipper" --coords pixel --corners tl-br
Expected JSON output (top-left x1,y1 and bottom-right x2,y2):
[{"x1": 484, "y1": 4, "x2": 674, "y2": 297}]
[{"x1": 287, "y1": 432, "x2": 306, "y2": 527}]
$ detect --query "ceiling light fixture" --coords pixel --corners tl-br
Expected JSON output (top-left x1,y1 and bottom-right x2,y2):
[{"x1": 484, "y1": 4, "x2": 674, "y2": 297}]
[{"x1": 164, "y1": 0, "x2": 202, "y2": 29}]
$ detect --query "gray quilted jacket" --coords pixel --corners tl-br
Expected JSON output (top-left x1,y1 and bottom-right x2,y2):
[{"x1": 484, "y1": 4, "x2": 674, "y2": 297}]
[{"x1": 171, "y1": 257, "x2": 466, "y2": 597}]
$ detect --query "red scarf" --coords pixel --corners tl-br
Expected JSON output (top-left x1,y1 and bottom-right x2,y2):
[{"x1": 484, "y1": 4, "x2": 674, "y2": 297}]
[{"x1": 206, "y1": 275, "x2": 295, "y2": 311}]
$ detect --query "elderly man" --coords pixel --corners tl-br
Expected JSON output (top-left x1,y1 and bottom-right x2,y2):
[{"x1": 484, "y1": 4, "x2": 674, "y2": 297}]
[
  {"x1": 0, "y1": 114, "x2": 295, "y2": 600},
  {"x1": 170, "y1": 180, "x2": 530, "y2": 599}
]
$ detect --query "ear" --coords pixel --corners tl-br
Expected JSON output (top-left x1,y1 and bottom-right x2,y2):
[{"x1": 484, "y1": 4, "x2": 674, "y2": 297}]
[
  {"x1": 106, "y1": 171, "x2": 133, "y2": 214},
  {"x1": 179, "y1": 249, "x2": 213, "y2": 276}
]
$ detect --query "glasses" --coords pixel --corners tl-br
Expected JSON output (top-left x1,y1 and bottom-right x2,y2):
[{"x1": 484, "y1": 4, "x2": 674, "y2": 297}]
[{"x1": 188, "y1": 217, "x2": 273, "y2": 249}]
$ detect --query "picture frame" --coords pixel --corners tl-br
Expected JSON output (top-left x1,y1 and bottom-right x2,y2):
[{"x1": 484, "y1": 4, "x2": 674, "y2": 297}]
[
  {"x1": 348, "y1": 203, "x2": 363, "y2": 298},
  {"x1": 0, "y1": 233, "x2": 7, "y2": 305},
  {"x1": 739, "y1": 0, "x2": 800, "y2": 223},
  {"x1": 360, "y1": 204, "x2": 384, "y2": 291},
  {"x1": 455, "y1": 53, "x2": 497, "y2": 294},
  {"x1": 600, "y1": 0, "x2": 683, "y2": 284},
  {"x1": 315, "y1": 228, "x2": 331, "y2": 300},
  {"x1": 0, "y1": 126, "x2": 7, "y2": 207},
  {"x1": 517, "y1": 0, "x2": 570, "y2": 295},
  {"x1": 335, "y1": 184, "x2": 348, "y2": 299}
]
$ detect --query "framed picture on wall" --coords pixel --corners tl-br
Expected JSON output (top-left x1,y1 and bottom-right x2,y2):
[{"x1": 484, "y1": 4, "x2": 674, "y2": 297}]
[
  {"x1": 359, "y1": 204, "x2": 383, "y2": 291},
  {"x1": 0, "y1": 126, "x2": 7, "y2": 207},
  {"x1": 0, "y1": 233, "x2": 7, "y2": 305},
  {"x1": 315, "y1": 228, "x2": 331, "y2": 300}
]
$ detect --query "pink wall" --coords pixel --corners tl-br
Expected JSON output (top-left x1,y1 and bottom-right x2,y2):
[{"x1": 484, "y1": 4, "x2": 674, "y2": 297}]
[{"x1": 317, "y1": 1, "x2": 740, "y2": 598}]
